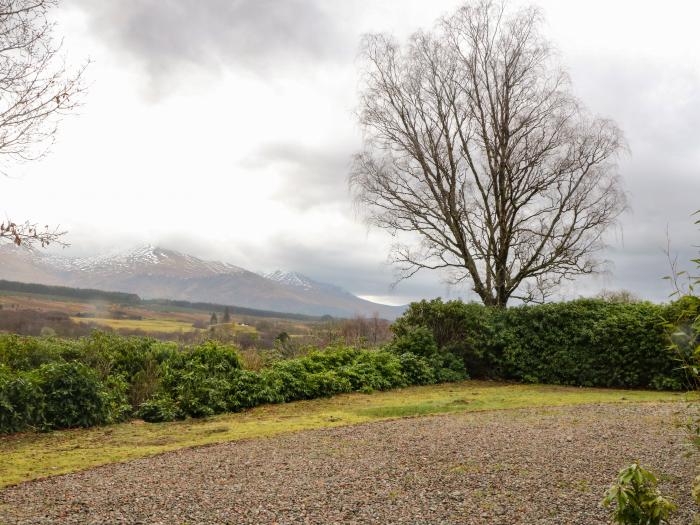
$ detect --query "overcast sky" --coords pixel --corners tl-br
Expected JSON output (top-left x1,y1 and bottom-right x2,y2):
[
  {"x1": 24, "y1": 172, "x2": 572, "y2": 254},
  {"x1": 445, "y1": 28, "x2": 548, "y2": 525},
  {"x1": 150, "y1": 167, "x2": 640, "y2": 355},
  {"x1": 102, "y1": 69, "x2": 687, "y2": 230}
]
[{"x1": 3, "y1": 0, "x2": 699, "y2": 305}]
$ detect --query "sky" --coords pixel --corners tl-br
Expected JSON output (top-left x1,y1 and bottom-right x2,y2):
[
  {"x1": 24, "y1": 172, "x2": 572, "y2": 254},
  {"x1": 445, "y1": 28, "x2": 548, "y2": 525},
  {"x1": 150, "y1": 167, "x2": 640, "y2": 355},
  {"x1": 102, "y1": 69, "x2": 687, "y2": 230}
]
[{"x1": 2, "y1": 0, "x2": 699, "y2": 305}]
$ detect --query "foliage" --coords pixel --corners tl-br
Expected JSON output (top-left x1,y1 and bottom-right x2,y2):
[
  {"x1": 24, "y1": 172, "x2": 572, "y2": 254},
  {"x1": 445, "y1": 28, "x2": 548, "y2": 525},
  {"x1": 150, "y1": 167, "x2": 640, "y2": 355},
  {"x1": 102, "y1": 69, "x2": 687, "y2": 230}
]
[
  {"x1": 35, "y1": 362, "x2": 115, "y2": 429},
  {"x1": 392, "y1": 300, "x2": 498, "y2": 377},
  {"x1": 159, "y1": 341, "x2": 241, "y2": 418},
  {"x1": 136, "y1": 394, "x2": 181, "y2": 423},
  {"x1": 602, "y1": 463, "x2": 675, "y2": 525},
  {"x1": 662, "y1": 210, "x2": 700, "y2": 518},
  {"x1": 0, "y1": 360, "x2": 124, "y2": 433},
  {"x1": 387, "y1": 326, "x2": 438, "y2": 358},
  {"x1": 0, "y1": 365, "x2": 44, "y2": 433},
  {"x1": 0, "y1": 331, "x2": 471, "y2": 431},
  {"x1": 397, "y1": 352, "x2": 436, "y2": 385},
  {"x1": 393, "y1": 298, "x2": 684, "y2": 389}
]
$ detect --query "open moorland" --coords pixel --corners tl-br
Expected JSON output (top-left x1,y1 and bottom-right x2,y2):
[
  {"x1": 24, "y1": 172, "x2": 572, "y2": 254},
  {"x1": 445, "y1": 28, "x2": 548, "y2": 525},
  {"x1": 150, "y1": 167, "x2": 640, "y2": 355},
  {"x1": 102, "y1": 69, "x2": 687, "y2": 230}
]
[{"x1": 0, "y1": 281, "x2": 337, "y2": 348}]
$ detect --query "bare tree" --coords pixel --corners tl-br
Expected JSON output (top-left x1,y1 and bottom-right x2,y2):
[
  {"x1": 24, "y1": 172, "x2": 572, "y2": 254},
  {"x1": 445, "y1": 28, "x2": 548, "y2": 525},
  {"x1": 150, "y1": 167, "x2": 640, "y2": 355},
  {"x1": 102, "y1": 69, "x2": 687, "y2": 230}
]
[
  {"x1": 351, "y1": 1, "x2": 626, "y2": 307},
  {"x1": 0, "y1": 0, "x2": 85, "y2": 247}
]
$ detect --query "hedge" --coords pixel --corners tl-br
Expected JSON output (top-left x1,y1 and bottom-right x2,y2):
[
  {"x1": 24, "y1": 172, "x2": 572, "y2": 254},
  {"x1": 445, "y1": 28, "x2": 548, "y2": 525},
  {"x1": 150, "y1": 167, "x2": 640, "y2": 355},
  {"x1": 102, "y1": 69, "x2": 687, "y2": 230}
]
[
  {"x1": 2, "y1": 295, "x2": 694, "y2": 434},
  {"x1": 394, "y1": 298, "x2": 698, "y2": 390},
  {"x1": 0, "y1": 333, "x2": 467, "y2": 432}
]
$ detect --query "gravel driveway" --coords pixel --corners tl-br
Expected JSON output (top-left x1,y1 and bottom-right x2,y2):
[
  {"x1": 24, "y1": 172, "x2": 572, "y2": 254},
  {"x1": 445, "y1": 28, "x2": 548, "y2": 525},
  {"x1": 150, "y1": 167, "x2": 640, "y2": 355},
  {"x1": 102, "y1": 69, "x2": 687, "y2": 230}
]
[{"x1": 0, "y1": 402, "x2": 696, "y2": 524}]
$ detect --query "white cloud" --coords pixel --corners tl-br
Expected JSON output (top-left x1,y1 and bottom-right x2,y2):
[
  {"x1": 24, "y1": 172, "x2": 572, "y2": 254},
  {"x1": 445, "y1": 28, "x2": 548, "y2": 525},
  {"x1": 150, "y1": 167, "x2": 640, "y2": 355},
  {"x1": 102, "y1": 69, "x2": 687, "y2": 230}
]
[{"x1": 2, "y1": 0, "x2": 698, "y2": 304}]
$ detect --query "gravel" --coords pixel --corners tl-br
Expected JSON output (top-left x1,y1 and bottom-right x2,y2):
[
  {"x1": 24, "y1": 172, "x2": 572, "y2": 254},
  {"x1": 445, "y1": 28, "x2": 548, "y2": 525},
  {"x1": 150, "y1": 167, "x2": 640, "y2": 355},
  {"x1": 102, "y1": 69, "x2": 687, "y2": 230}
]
[{"x1": 1, "y1": 402, "x2": 697, "y2": 524}]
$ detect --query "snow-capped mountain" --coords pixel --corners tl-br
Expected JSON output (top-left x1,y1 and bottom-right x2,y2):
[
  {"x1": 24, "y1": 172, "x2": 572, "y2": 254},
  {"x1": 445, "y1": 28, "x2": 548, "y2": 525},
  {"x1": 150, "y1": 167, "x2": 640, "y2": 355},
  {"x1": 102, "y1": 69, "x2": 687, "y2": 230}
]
[
  {"x1": 265, "y1": 270, "x2": 316, "y2": 290},
  {"x1": 42, "y1": 245, "x2": 247, "y2": 277},
  {"x1": 0, "y1": 244, "x2": 405, "y2": 319}
]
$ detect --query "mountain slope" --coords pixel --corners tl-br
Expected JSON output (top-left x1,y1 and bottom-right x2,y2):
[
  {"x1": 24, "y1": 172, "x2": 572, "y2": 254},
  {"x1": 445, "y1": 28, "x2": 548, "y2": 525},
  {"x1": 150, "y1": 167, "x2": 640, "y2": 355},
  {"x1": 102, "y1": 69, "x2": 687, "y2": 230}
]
[{"x1": 0, "y1": 245, "x2": 405, "y2": 319}]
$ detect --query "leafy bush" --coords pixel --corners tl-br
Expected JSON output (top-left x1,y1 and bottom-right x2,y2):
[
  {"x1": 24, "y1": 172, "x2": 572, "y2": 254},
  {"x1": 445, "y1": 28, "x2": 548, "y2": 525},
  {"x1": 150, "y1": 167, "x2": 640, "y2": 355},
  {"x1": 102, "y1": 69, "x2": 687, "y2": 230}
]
[
  {"x1": 398, "y1": 352, "x2": 436, "y2": 385},
  {"x1": 159, "y1": 341, "x2": 241, "y2": 418},
  {"x1": 496, "y1": 300, "x2": 680, "y2": 389},
  {"x1": 603, "y1": 463, "x2": 675, "y2": 525},
  {"x1": 428, "y1": 352, "x2": 468, "y2": 383},
  {"x1": 337, "y1": 350, "x2": 406, "y2": 393},
  {"x1": 34, "y1": 362, "x2": 113, "y2": 429},
  {"x1": 392, "y1": 298, "x2": 684, "y2": 389},
  {"x1": 0, "y1": 335, "x2": 74, "y2": 371},
  {"x1": 387, "y1": 326, "x2": 438, "y2": 358},
  {"x1": 393, "y1": 300, "x2": 498, "y2": 377},
  {"x1": 0, "y1": 366, "x2": 45, "y2": 433},
  {"x1": 229, "y1": 369, "x2": 284, "y2": 410},
  {"x1": 136, "y1": 394, "x2": 181, "y2": 423}
]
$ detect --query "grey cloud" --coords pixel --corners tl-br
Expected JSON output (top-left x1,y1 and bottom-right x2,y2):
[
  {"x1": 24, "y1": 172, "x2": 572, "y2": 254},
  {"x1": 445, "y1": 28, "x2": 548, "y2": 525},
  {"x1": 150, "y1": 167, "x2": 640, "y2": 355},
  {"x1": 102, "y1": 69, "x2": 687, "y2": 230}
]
[
  {"x1": 70, "y1": 0, "x2": 352, "y2": 91},
  {"x1": 242, "y1": 142, "x2": 358, "y2": 209}
]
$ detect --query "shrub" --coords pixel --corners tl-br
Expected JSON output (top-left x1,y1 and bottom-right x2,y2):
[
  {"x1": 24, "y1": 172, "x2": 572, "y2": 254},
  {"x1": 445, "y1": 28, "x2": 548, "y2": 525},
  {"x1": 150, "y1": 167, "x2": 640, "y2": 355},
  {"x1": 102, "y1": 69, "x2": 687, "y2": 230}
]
[
  {"x1": 34, "y1": 362, "x2": 113, "y2": 429},
  {"x1": 429, "y1": 352, "x2": 468, "y2": 383},
  {"x1": 338, "y1": 351, "x2": 406, "y2": 393},
  {"x1": 157, "y1": 341, "x2": 242, "y2": 418},
  {"x1": 136, "y1": 394, "x2": 181, "y2": 423},
  {"x1": 266, "y1": 359, "x2": 317, "y2": 401},
  {"x1": 496, "y1": 300, "x2": 681, "y2": 389},
  {"x1": 0, "y1": 366, "x2": 45, "y2": 433},
  {"x1": 229, "y1": 369, "x2": 284, "y2": 410},
  {"x1": 387, "y1": 326, "x2": 438, "y2": 358},
  {"x1": 603, "y1": 463, "x2": 675, "y2": 525},
  {"x1": 392, "y1": 299, "x2": 498, "y2": 377},
  {"x1": 392, "y1": 298, "x2": 684, "y2": 389},
  {"x1": 306, "y1": 370, "x2": 353, "y2": 397},
  {"x1": 102, "y1": 374, "x2": 132, "y2": 423},
  {"x1": 0, "y1": 334, "x2": 74, "y2": 371},
  {"x1": 398, "y1": 353, "x2": 436, "y2": 385}
]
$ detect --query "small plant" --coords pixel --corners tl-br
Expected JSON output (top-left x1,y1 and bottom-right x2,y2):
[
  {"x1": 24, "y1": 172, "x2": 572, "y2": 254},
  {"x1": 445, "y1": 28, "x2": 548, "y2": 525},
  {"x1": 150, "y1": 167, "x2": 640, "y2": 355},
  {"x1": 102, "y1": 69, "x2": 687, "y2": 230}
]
[{"x1": 602, "y1": 463, "x2": 675, "y2": 525}]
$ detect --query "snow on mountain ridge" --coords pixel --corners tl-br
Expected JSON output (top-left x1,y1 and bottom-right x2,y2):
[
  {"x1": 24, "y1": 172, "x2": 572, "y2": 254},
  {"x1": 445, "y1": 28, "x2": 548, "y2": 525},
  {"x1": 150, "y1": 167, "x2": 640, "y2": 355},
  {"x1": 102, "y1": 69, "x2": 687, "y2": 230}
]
[
  {"x1": 264, "y1": 270, "x2": 316, "y2": 290},
  {"x1": 33, "y1": 245, "x2": 248, "y2": 277}
]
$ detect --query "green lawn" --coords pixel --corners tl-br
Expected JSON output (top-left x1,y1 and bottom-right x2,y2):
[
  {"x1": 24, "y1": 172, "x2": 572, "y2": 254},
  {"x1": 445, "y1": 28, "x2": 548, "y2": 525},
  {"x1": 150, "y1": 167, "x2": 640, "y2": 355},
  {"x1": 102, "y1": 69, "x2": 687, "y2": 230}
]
[{"x1": 0, "y1": 381, "x2": 686, "y2": 488}]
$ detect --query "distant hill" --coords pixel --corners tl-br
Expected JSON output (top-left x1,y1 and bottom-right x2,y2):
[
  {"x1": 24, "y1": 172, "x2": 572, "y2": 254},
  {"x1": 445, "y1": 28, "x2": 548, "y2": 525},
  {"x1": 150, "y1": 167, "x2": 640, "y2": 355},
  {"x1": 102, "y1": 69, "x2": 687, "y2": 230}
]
[{"x1": 0, "y1": 245, "x2": 405, "y2": 319}]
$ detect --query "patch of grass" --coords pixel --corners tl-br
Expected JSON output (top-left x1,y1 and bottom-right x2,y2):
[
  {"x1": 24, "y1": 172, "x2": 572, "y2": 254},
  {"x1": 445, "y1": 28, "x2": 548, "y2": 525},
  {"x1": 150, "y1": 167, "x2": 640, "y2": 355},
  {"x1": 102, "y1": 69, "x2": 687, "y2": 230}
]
[
  {"x1": 0, "y1": 381, "x2": 685, "y2": 488},
  {"x1": 71, "y1": 316, "x2": 198, "y2": 333}
]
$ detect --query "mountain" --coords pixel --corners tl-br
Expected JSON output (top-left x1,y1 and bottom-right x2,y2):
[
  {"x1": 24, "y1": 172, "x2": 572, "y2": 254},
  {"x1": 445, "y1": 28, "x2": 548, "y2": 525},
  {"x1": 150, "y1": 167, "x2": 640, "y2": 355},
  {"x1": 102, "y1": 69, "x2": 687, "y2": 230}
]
[{"x1": 0, "y1": 244, "x2": 405, "y2": 319}]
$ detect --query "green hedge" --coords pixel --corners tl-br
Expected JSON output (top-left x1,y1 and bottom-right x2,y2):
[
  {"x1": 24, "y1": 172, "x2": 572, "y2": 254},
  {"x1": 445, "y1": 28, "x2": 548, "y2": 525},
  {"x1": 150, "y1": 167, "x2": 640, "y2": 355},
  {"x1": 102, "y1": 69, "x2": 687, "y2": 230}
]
[
  {"x1": 3, "y1": 294, "x2": 690, "y2": 435},
  {"x1": 394, "y1": 298, "x2": 697, "y2": 390},
  {"x1": 0, "y1": 333, "x2": 467, "y2": 432},
  {"x1": 138, "y1": 346, "x2": 466, "y2": 422}
]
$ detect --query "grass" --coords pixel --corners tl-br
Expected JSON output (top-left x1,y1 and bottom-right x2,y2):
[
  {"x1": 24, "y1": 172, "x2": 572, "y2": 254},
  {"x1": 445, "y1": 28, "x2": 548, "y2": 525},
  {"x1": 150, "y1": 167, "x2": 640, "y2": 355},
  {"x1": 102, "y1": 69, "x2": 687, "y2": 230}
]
[
  {"x1": 0, "y1": 380, "x2": 686, "y2": 489},
  {"x1": 70, "y1": 317, "x2": 260, "y2": 335},
  {"x1": 70, "y1": 316, "x2": 199, "y2": 333}
]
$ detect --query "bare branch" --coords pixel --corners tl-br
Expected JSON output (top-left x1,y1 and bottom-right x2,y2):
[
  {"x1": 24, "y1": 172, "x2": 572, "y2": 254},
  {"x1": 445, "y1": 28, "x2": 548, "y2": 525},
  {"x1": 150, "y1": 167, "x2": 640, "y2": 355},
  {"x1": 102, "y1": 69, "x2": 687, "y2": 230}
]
[
  {"x1": 351, "y1": 0, "x2": 626, "y2": 307},
  {"x1": 0, "y1": 0, "x2": 86, "y2": 247}
]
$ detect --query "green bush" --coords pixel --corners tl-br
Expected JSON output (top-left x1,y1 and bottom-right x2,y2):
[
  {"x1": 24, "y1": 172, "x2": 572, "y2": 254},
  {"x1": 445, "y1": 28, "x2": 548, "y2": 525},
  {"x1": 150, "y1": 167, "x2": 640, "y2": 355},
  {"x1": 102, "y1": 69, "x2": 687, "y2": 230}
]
[
  {"x1": 387, "y1": 326, "x2": 438, "y2": 358},
  {"x1": 0, "y1": 366, "x2": 45, "y2": 433},
  {"x1": 428, "y1": 352, "x2": 468, "y2": 383},
  {"x1": 603, "y1": 463, "x2": 675, "y2": 525},
  {"x1": 0, "y1": 335, "x2": 75, "y2": 371},
  {"x1": 398, "y1": 353, "x2": 436, "y2": 385},
  {"x1": 34, "y1": 362, "x2": 113, "y2": 429},
  {"x1": 337, "y1": 350, "x2": 406, "y2": 393},
  {"x1": 159, "y1": 341, "x2": 242, "y2": 418},
  {"x1": 393, "y1": 299, "x2": 498, "y2": 377},
  {"x1": 229, "y1": 369, "x2": 284, "y2": 410},
  {"x1": 392, "y1": 298, "x2": 684, "y2": 389},
  {"x1": 496, "y1": 300, "x2": 682, "y2": 389},
  {"x1": 136, "y1": 394, "x2": 181, "y2": 423}
]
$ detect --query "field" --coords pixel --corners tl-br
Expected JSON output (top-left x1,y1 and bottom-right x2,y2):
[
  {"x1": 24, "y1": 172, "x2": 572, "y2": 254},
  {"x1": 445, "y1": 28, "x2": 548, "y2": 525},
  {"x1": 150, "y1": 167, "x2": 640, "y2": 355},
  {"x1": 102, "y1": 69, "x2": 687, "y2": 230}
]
[
  {"x1": 70, "y1": 316, "x2": 199, "y2": 333},
  {"x1": 0, "y1": 287, "x2": 318, "y2": 345},
  {"x1": 0, "y1": 380, "x2": 684, "y2": 489}
]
